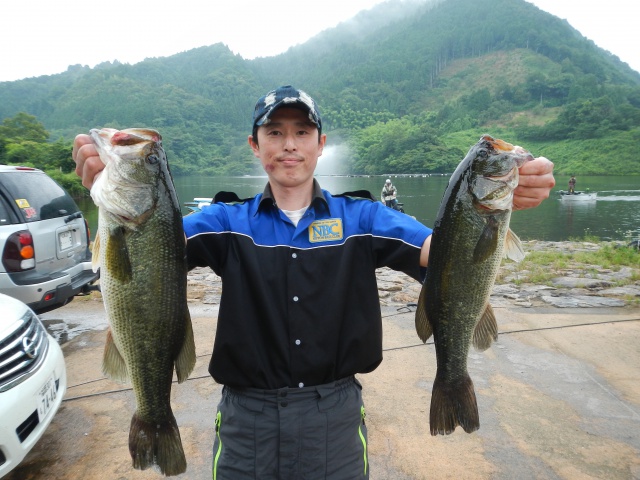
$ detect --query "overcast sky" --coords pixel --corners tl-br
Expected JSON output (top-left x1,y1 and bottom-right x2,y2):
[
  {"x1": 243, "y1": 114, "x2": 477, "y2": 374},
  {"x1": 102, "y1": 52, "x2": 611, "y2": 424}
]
[{"x1": 1, "y1": 0, "x2": 637, "y2": 82}]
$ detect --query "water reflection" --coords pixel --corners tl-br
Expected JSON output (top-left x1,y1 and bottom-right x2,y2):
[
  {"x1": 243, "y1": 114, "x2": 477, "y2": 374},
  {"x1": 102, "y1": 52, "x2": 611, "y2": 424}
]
[{"x1": 558, "y1": 200, "x2": 597, "y2": 239}]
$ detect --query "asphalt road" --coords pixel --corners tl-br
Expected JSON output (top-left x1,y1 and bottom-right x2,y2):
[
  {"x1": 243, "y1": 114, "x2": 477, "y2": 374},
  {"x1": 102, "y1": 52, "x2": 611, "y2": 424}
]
[{"x1": 5, "y1": 297, "x2": 640, "y2": 480}]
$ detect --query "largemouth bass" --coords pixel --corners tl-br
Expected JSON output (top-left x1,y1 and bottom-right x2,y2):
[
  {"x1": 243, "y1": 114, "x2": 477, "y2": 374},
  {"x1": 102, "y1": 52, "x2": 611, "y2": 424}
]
[
  {"x1": 415, "y1": 135, "x2": 533, "y2": 435},
  {"x1": 90, "y1": 128, "x2": 196, "y2": 475}
]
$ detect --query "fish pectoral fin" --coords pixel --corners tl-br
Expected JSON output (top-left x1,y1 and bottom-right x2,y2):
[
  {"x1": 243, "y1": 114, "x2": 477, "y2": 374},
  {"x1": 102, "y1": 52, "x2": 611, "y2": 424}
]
[
  {"x1": 414, "y1": 285, "x2": 433, "y2": 343},
  {"x1": 106, "y1": 226, "x2": 133, "y2": 283},
  {"x1": 102, "y1": 328, "x2": 129, "y2": 383},
  {"x1": 503, "y1": 228, "x2": 525, "y2": 262},
  {"x1": 472, "y1": 303, "x2": 498, "y2": 351},
  {"x1": 175, "y1": 309, "x2": 196, "y2": 383},
  {"x1": 91, "y1": 232, "x2": 101, "y2": 272},
  {"x1": 472, "y1": 217, "x2": 499, "y2": 263}
]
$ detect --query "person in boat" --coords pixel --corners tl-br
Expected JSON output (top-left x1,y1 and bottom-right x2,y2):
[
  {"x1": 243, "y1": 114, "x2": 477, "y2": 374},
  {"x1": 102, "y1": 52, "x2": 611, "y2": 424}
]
[
  {"x1": 568, "y1": 175, "x2": 576, "y2": 194},
  {"x1": 72, "y1": 85, "x2": 556, "y2": 479},
  {"x1": 381, "y1": 178, "x2": 399, "y2": 209}
]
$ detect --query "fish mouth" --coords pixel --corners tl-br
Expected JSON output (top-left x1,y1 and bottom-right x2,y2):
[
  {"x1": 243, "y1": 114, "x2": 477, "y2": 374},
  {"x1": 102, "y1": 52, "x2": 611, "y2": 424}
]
[
  {"x1": 110, "y1": 129, "x2": 161, "y2": 146},
  {"x1": 486, "y1": 166, "x2": 518, "y2": 184},
  {"x1": 469, "y1": 134, "x2": 527, "y2": 210},
  {"x1": 473, "y1": 165, "x2": 519, "y2": 211}
]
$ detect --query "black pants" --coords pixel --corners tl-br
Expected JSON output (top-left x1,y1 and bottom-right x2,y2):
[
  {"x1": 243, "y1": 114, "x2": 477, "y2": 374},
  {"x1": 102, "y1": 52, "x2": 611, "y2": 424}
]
[{"x1": 212, "y1": 376, "x2": 368, "y2": 479}]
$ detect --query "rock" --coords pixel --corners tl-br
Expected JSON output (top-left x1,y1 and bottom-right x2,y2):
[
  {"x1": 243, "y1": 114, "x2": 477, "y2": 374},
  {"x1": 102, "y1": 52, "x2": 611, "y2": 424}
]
[
  {"x1": 377, "y1": 281, "x2": 403, "y2": 292},
  {"x1": 492, "y1": 284, "x2": 519, "y2": 295},
  {"x1": 514, "y1": 299, "x2": 533, "y2": 307},
  {"x1": 551, "y1": 277, "x2": 614, "y2": 289},
  {"x1": 519, "y1": 285, "x2": 556, "y2": 295},
  {"x1": 541, "y1": 295, "x2": 626, "y2": 308},
  {"x1": 488, "y1": 296, "x2": 512, "y2": 307},
  {"x1": 202, "y1": 294, "x2": 219, "y2": 305},
  {"x1": 599, "y1": 286, "x2": 640, "y2": 297},
  {"x1": 185, "y1": 241, "x2": 638, "y2": 310}
]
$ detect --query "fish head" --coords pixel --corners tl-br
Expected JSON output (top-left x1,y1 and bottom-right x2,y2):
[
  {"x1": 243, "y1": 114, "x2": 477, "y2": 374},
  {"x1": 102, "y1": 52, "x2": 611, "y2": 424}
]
[
  {"x1": 468, "y1": 135, "x2": 534, "y2": 212},
  {"x1": 90, "y1": 128, "x2": 167, "y2": 225}
]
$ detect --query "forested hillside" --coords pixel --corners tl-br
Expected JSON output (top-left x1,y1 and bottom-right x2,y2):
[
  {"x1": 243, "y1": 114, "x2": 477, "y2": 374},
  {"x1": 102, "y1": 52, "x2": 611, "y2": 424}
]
[{"x1": 1, "y1": 0, "x2": 639, "y2": 181}]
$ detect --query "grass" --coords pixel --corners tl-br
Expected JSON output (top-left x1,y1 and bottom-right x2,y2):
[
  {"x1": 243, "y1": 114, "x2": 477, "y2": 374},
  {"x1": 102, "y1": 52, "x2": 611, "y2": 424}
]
[{"x1": 498, "y1": 239, "x2": 640, "y2": 293}]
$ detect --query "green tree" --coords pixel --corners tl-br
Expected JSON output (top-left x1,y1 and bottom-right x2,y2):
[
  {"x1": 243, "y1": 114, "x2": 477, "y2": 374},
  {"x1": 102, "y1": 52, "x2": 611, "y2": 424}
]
[{"x1": 0, "y1": 112, "x2": 49, "y2": 143}]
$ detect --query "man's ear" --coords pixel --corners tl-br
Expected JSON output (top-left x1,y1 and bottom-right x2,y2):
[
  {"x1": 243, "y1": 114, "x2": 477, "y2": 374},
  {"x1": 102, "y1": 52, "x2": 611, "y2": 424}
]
[
  {"x1": 317, "y1": 133, "x2": 327, "y2": 157},
  {"x1": 248, "y1": 135, "x2": 260, "y2": 158}
]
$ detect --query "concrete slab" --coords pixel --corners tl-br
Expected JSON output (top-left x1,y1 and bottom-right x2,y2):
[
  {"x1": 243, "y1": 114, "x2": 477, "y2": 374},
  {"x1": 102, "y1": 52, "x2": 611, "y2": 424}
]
[{"x1": 4, "y1": 299, "x2": 640, "y2": 479}]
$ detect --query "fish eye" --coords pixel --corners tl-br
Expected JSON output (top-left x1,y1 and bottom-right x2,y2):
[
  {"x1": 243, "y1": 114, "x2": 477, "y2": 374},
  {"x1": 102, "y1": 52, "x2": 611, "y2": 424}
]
[
  {"x1": 147, "y1": 154, "x2": 159, "y2": 165},
  {"x1": 477, "y1": 148, "x2": 489, "y2": 158}
]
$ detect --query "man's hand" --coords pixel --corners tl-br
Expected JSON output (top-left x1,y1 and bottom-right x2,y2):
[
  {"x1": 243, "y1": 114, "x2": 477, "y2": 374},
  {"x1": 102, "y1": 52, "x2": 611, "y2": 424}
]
[
  {"x1": 513, "y1": 157, "x2": 555, "y2": 210},
  {"x1": 72, "y1": 134, "x2": 104, "y2": 190}
]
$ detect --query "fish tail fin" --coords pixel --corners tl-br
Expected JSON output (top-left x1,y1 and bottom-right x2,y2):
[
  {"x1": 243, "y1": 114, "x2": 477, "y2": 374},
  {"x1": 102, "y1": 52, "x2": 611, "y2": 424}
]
[
  {"x1": 472, "y1": 303, "x2": 498, "y2": 351},
  {"x1": 129, "y1": 411, "x2": 187, "y2": 476},
  {"x1": 175, "y1": 308, "x2": 196, "y2": 383},
  {"x1": 102, "y1": 328, "x2": 129, "y2": 382},
  {"x1": 414, "y1": 286, "x2": 433, "y2": 343},
  {"x1": 429, "y1": 372, "x2": 479, "y2": 435}
]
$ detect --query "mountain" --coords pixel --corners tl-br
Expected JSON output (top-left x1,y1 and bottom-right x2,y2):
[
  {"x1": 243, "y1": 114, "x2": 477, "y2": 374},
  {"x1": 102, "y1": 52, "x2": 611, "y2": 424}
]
[{"x1": 1, "y1": 0, "x2": 639, "y2": 176}]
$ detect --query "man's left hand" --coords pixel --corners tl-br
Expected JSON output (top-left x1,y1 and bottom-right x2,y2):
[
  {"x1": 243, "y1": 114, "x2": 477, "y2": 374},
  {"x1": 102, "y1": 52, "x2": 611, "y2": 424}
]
[{"x1": 513, "y1": 157, "x2": 555, "y2": 210}]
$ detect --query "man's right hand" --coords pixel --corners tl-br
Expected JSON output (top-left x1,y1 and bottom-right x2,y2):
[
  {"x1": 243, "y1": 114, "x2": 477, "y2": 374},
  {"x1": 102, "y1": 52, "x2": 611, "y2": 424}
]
[{"x1": 72, "y1": 134, "x2": 104, "y2": 190}]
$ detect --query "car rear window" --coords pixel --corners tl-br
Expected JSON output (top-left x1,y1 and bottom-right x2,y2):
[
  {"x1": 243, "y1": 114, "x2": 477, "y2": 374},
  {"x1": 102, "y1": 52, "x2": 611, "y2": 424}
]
[
  {"x1": 0, "y1": 196, "x2": 13, "y2": 225},
  {"x1": 0, "y1": 171, "x2": 80, "y2": 222}
]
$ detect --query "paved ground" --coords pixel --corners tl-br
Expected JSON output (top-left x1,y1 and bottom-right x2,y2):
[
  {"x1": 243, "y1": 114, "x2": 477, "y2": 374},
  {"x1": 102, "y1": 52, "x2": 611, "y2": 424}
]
[{"x1": 5, "y1": 297, "x2": 640, "y2": 480}]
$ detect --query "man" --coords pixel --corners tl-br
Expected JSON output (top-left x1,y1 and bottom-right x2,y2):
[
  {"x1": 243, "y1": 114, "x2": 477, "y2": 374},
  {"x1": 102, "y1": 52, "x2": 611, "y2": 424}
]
[
  {"x1": 74, "y1": 85, "x2": 555, "y2": 479},
  {"x1": 381, "y1": 178, "x2": 399, "y2": 209},
  {"x1": 568, "y1": 175, "x2": 577, "y2": 194}
]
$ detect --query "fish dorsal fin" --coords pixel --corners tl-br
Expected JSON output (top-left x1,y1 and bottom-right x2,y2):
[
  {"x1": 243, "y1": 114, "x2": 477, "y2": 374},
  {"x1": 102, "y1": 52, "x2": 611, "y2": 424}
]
[
  {"x1": 174, "y1": 308, "x2": 196, "y2": 383},
  {"x1": 91, "y1": 232, "x2": 101, "y2": 273},
  {"x1": 503, "y1": 228, "x2": 525, "y2": 262},
  {"x1": 415, "y1": 284, "x2": 433, "y2": 343},
  {"x1": 106, "y1": 226, "x2": 133, "y2": 283},
  {"x1": 473, "y1": 216, "x2": 500, "y2": 263},
  {"x1": 102, "y1": 328, "x2": 129, "y2": 382},
  {"x1": 473, "y1": 303, "x2": 498, "y2": 351}
]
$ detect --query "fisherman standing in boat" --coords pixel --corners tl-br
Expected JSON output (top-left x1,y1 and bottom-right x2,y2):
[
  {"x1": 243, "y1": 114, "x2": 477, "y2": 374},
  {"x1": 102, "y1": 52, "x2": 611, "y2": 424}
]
[{"x1": 568, "y1": 175, "x2": 576, "y2": 194}]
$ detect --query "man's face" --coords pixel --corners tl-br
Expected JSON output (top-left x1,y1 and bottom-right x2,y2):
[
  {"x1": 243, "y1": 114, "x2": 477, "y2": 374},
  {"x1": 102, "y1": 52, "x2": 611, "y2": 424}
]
[{"x1": 249, "y1": 107, "x2": 326, "y2": 189}]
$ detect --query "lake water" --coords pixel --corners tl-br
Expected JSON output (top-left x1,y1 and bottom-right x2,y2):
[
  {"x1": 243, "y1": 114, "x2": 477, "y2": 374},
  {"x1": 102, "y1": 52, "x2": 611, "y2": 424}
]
[{"x1": 77, "y1": 175, "x2": 640, "y2": 242}]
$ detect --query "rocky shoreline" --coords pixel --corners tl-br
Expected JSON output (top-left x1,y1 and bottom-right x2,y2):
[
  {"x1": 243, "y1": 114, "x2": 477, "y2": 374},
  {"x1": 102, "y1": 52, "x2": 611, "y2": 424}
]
[{"x1": 186, "y1": 240, "x2": 640, "y2": 310}]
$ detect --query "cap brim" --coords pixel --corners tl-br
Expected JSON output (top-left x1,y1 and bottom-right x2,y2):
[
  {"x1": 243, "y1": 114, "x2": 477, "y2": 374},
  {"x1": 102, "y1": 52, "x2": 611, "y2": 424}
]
[{"x1": 255, "y1": 100, "x2": 320, "y2": 128}]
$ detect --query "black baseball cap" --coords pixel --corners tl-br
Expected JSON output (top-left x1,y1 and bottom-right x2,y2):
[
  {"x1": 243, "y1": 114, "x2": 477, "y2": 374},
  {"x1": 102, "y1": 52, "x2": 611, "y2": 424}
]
[{"x1": 252, "y1": 85, "x2": 322, "y2": 132}]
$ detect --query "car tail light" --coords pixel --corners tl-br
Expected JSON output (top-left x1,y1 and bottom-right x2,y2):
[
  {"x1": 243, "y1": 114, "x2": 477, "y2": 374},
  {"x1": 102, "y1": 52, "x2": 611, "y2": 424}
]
[{"x1": 2, "y1": 230, "x2": 36, "y2": 272}]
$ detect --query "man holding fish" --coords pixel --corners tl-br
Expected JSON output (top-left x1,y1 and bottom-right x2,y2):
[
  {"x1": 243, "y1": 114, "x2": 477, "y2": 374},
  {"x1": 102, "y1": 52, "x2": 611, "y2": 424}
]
[{"x1": 73, "y1": 85, "x2": 555, "y2": 478}]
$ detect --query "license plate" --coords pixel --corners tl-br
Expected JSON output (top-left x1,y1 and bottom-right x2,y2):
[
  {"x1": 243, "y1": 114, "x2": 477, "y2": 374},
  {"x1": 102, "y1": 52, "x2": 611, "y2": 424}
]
[
  {"x1": 58, "y1": 230, "x2": 72, "y2": 250},
  {"x1": 37, "y1": 376, "x2": 58, "y2": 420}
]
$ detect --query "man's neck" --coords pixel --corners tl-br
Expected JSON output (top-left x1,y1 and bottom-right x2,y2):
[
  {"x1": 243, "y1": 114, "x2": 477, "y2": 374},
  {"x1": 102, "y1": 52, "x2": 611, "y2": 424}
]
[{"x1": 270, "y1": 180, "x2": 314, "y2": 211}]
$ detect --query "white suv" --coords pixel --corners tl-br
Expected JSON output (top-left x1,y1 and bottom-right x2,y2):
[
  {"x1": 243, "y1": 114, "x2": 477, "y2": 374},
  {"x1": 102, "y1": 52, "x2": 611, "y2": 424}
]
[
  {"x1": 0, "y1": 293, "x2": 67, "y2": 477},
  {"x1": 0, "y1": 166, "x2": 99, "y2": 313}
]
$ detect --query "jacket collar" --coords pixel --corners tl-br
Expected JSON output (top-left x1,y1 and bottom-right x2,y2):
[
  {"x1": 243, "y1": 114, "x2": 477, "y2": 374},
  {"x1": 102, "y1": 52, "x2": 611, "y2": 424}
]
[{"x1": 258, "y1": 179, "x2": 329, "y2": 214}]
